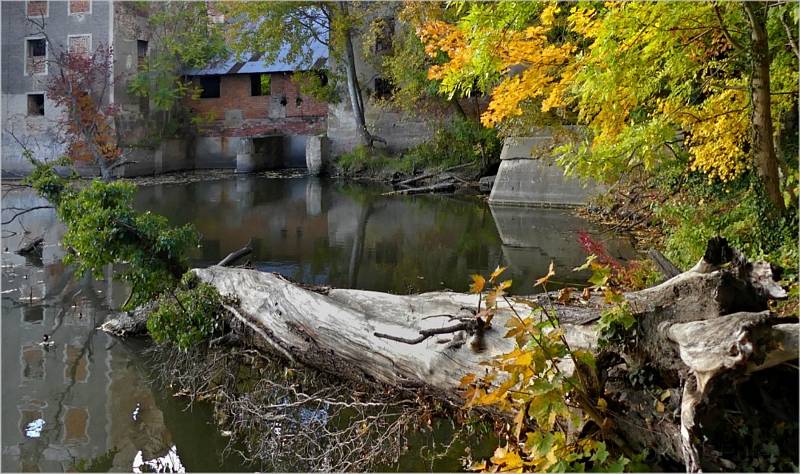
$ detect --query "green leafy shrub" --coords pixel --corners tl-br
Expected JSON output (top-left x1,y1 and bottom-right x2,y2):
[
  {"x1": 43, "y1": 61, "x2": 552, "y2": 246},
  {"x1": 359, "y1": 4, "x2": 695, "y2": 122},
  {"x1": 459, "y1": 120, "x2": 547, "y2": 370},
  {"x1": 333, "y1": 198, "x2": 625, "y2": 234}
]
[
  {"x1": 26, "y1": 168, "x2": 200, "y2": 309},
  {"x1": 654, "y1": 172, "x2": 798, "y2": 270},
  {"x1": 147, "y1": 272, "x2": 227, "y2": 351},
  {"x1": 336, "y1": 145, "x2": 392, "y2": 176},
  {"x1": 400, "y1": 118, "x2": 501, "y2": 174}
]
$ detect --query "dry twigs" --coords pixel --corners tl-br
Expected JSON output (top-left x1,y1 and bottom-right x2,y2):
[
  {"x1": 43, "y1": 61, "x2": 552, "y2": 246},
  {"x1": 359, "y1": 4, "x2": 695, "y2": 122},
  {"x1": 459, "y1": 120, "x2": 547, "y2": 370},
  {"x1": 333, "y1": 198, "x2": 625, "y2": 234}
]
[{"x1": 144, "y1": 344, "x2": 442, "y2": 471}]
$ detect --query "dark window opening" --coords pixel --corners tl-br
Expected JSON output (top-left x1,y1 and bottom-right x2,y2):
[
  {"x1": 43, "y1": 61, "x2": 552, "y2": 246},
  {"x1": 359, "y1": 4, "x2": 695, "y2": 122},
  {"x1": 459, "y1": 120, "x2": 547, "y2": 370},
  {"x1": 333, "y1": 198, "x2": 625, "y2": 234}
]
[
  {"x1": 374, "y1": 18, "x2": 395, "y2": 53},
  {"x1": 29, "y1": 38, "x2": 46, "y2": 57},
  {"x1": 28, "y1": 94, "x2": 44, "y2": 116},
  {"x1": 137, "y1": 40, "x2": 148, "y2": 62},
  {"x1": 374, "y1": 77, "x2": 394, "y2": 100},
  {"x1": 295, "y1": 96, "x2": 303, "y2": 107},
  {"x1": 199, "y1": 76, "x2": 220, "y2": 99},
  {"x1": 280, "y1": 96, "x2": 288, "y2": 106},
  {"x1": 250, "y1": 73, "x2": 270, "y2": 96}
]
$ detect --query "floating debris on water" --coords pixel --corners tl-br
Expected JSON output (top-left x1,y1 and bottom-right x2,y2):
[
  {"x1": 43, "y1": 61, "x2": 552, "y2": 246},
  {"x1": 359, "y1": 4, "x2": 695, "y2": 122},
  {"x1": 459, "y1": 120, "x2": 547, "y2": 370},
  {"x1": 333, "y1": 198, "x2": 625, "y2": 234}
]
[
  {"x1": 132, "y1": 445, "x2": 185, "y2": 473},
  {"x1": 24, "y1": 419, "x2": 45, "y2": 438},
  {"x1": 132, "y1": 403, "x2": 140, "y2": 422}
]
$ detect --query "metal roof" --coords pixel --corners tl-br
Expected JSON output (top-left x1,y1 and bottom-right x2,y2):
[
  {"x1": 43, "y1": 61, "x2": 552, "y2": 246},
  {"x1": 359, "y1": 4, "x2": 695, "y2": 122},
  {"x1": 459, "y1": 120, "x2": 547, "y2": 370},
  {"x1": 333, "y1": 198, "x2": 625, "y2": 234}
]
[{"x1": 186, "y1": 39, "x2": 328, "y2": 76}]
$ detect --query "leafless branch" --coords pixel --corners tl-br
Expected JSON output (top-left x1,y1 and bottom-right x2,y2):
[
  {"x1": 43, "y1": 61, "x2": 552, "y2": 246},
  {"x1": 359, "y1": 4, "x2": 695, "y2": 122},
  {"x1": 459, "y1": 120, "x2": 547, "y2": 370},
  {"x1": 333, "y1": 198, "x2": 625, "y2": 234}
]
[{"x1": 2, "y1": 206, "x2": 54, "y2": 225}]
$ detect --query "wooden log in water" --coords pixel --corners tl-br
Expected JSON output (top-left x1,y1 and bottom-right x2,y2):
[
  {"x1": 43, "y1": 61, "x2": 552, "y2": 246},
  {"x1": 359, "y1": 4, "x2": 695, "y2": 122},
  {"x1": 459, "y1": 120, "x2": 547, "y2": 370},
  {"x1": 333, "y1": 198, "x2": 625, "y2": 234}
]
[{"x1": 103, "y1": 237, "x2": 797, "y2": 471}]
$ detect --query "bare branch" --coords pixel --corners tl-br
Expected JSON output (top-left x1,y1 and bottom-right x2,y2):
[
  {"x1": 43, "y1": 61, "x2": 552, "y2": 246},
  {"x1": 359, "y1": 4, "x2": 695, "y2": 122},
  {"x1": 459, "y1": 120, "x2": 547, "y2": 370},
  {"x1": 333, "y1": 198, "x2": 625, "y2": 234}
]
[{"x1": 2, "y1": 206, "x2": 54, "y2": 225}]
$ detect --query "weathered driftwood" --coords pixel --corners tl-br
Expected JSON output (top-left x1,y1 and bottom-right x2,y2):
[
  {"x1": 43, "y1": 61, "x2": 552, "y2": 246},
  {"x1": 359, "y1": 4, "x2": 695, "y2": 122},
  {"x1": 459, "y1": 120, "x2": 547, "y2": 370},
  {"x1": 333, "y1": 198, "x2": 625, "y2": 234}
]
[
  {"x1": 394, "y1": 162, "x2": 472, "y2": 188},
  {"x1": 103, "y1": 238, "x2": 797, "y2": 471},
  {"x1": 381, "y1": 181, "x2": 456, "y2": 197},
  {"x1": 647, "y1": 248, "x2": 681, "y2": 278}
]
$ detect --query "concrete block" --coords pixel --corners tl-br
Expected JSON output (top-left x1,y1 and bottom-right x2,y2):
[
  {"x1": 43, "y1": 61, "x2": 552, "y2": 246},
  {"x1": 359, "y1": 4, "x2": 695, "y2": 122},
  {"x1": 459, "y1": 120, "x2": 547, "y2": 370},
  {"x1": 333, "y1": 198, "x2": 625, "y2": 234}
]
[
  {"x1": 490, "y1": 134, "x2": 602, "y2": 207},
  {"x1": 489, "y1": 158, "x2": 601, "y2": 207},
  {"x1": 306, "y1": 135, "x2": 330, "y2": 176}
]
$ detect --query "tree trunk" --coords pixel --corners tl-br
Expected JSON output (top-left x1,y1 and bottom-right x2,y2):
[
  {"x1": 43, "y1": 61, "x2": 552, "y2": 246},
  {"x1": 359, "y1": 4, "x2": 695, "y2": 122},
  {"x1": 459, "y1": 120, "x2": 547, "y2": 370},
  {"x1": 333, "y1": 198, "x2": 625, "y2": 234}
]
[
  {"x1": 744, "y1": 2, "x2": 786, "y2": 214},
  {"x1": 338, "y1": 2, "x2": 372, "y2": 147},
  {"x1": 104, "y1": 238, "x2": 797, "y2": 470}
]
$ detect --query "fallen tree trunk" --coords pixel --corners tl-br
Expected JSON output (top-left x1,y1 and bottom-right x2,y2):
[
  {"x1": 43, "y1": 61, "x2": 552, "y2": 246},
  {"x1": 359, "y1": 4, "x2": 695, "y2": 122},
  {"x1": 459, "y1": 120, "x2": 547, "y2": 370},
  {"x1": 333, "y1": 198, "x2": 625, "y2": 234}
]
[{"x1": 104, "y1": 237, "x2": 798, "y2": 470}]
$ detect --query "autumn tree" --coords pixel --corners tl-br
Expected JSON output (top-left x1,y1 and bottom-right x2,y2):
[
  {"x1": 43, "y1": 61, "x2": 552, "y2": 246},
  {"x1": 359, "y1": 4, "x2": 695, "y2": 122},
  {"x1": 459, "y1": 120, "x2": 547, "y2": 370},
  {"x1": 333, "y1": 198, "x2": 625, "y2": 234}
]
[
  {"x1": 45, "y1": 38, "x2": 125, "y2": 180},
  {"x1": 377, "y1": 2, "x2": 472, "y2": 119},
  {"x1": 223, "y1": 2, "x2": 378, "y2": 146},
  {"x1": 418, "y1": 1, "x2": 798, "y2": 214}
]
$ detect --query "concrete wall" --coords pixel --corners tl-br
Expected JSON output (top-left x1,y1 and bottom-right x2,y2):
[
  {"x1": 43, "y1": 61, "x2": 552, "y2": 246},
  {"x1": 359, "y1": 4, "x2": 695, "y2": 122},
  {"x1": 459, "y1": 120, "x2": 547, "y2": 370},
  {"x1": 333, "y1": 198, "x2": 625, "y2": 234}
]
[
  {"x1": 488, "y1": 131, "x2": 603, "y2": 207},
  {"x1": 325, "y1": 5, "x2": 450, "y2": 157}
]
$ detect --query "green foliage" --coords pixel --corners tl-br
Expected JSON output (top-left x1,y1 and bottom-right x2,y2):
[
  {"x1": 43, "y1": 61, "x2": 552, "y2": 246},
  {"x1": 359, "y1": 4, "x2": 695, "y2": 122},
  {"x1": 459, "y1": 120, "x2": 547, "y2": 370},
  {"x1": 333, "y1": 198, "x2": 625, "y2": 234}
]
[
  {"x1": 463, "y1": 265, "x2": 636, "y2": 472},
  {"x1": 335, "y1": 119, "x2": 500, "y2": 178},
  {"x1": 654, "y1": 172, "x2": 799, "y2": 270},
  {"x1": 400, "y1": 118, "x2": 501, "y2": 174},
  {"x1": 25, "y1": 165, "x2": 199, "y2": 310},
  {"x1": 147, "y1": 272, "x2": 228, "y2": 351},
  {"x1": 293, "y1": 70, "x2": 340, "y2": 104},
  {"x1": 597, "y1": 303, "x2": 636, "y2": 348},
  {"x1": 127, "y1": 2, "x2": 227, "y2": 139},
  {"x1": 71, "y1": 447, "x2": 120, "y2": 472},
  {"x1": 336, "y1": 145, "x2": 392, "y2": 177}
]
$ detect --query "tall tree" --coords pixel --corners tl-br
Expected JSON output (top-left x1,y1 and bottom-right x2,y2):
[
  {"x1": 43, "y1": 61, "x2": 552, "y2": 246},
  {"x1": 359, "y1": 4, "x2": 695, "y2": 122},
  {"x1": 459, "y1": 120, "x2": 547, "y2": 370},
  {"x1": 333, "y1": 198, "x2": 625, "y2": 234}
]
[
  {"x1": 418, "y1": 1, "x2": 798, "y2": 214},
  {"x1": 223, "y1": 2, "x2": 375, "y2": 146},
  {"x1": 128, "y1": 2, "x2": 227, "y2": 140}
]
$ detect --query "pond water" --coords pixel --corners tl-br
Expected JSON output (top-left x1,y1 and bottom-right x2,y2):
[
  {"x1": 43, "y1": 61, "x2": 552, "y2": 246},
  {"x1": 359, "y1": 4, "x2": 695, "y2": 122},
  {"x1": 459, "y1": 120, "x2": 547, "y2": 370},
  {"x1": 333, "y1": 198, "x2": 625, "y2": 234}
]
[{"x1": 1, "y1": 174, "x2": 635, "y2": 472}]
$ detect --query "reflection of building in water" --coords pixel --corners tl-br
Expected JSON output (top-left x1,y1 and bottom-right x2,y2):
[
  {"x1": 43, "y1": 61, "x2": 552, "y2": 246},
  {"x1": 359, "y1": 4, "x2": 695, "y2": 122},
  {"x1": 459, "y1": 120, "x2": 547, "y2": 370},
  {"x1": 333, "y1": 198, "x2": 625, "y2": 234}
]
[{"x1": 1, "y1": 190, "x2": 174, "y2": 472}]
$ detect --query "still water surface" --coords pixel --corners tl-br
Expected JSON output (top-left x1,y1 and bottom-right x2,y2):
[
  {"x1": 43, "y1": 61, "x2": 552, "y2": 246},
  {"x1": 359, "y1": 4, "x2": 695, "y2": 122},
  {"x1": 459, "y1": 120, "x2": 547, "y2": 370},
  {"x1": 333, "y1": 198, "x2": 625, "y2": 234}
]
[{"x1": 1, "y1": 175, "x2": 634, "y2": 472}]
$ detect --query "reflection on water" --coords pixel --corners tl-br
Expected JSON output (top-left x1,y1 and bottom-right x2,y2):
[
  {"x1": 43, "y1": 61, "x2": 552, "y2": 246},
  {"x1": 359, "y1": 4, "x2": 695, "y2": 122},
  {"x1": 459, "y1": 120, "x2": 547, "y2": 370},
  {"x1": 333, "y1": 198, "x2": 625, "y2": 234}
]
[{"x1": 1, "y1": 175, "x2": 634, "y2": 472}]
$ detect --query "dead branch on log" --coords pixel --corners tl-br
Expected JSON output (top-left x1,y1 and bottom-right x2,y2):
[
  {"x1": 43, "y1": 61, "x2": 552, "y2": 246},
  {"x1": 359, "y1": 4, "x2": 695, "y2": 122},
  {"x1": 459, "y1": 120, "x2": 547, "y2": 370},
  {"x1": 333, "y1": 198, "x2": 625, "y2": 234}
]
[
  {"x1": 395, "y1": 162, "x2": 472, "y2": 188},
  {"x1": 374, "y1": 317, "x2": 480, "y2": 345},
  {"x1": 2, "y1": 206, "x2": 53, "y2": 225},
  {"x1": 218, "y1": 240, "x2": 253, "y2": 267},
  {"x1": 382, "y1": 182, "x2": 455, "y2": 196},
  {"x1": 647, "y1": 248, "x2": 681, "y2": 278}
]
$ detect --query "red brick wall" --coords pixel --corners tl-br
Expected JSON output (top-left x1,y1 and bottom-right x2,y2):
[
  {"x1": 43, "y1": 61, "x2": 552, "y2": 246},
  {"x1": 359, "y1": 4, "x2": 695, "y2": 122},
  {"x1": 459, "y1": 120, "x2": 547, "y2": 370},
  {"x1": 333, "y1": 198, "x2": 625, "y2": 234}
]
[{"x1": 185, "y1": 73, "x2": 327, "y2": 138}]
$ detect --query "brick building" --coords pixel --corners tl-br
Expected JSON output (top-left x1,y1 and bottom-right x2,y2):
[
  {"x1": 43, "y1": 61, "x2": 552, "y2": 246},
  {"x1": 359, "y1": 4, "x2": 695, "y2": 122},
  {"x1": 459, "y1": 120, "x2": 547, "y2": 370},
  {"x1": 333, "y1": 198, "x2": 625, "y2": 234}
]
[{"x1": 183, "y1": 42, "x2": 329, "y2": 168}]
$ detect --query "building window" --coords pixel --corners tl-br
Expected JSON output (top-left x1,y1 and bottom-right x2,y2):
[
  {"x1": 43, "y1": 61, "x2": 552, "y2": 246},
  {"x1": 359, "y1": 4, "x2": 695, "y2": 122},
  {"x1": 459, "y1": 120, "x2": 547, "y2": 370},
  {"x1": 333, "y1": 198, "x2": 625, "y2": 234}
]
[
  {"x1": 27, "y1": 94, "x2": 45, "y2": 116},
  {"x1": 137, "y1": 40, "x2": 148, "y2": 63},
  {"x1": 250, "y1": 73, "x2": 270, "y2": 96},
  {"x1": 68, "y1": 35, "x2": 91, "y2": 56},
  {"x1": 26, "y1": 1, "x2": 48, "y2": 18},
  {"x1": 26, "y1": 38, "x2": 47, "y2": 75},
  {"x1": 374, "y1": 18, "x2": 395, "y2": 53},
  {"x1": 198, "y1": 76, "x2": 221, "y2": 99},
  {"x1": 373, "y1": 77, "x2": 394, "y2": 100},
  {"x1": 68, "y1": 0, "x2": 90, "y2": 15}
]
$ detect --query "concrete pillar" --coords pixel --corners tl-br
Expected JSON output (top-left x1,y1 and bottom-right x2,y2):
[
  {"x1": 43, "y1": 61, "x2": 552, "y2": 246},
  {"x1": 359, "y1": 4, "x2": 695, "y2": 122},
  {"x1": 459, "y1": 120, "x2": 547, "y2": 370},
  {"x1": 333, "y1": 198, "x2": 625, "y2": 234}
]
[
  {"x1": 236, "y1": 138, "x2": 257, "y2": 173},
  {"x1": 305, "y1": 135, "x2": 329, "y2": 176}
]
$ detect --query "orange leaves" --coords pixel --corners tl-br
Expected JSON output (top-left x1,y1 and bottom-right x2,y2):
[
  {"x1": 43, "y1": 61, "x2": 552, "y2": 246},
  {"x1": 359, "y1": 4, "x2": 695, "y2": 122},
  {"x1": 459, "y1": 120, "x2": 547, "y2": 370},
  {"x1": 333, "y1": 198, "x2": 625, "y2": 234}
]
[
  {"x1": 490, "y1": 446, "x2": 524, "y2": 472},
  {"x1": 469, "y1": 274, "x2": 486, "y2": 294},
  {"x1": 534, "y1": 261, "x2": 556, "y2": 288}
]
